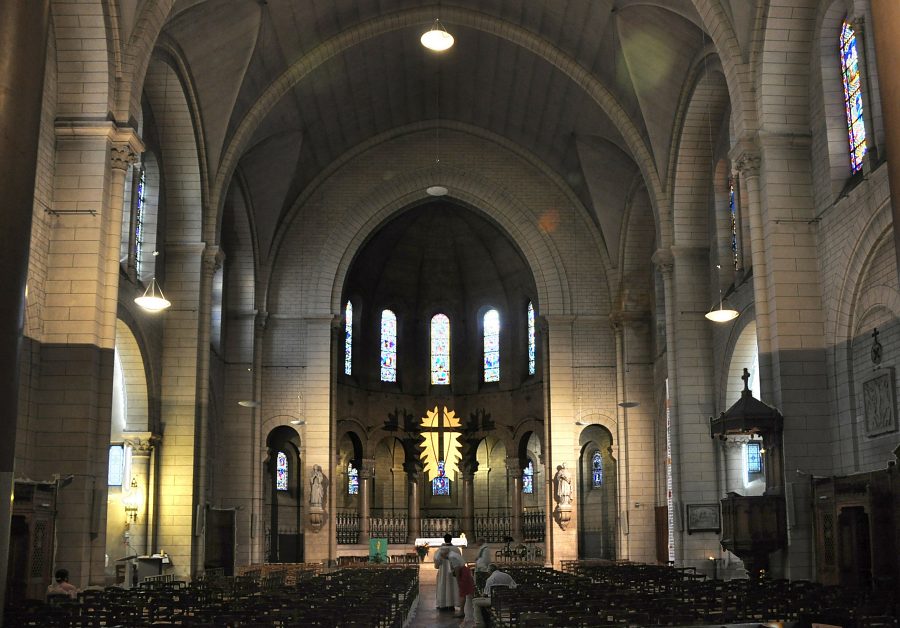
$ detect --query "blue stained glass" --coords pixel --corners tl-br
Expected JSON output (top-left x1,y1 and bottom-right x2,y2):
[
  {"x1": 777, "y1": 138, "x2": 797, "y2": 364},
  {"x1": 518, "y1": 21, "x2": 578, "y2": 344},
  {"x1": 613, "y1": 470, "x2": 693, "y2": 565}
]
[
  {"x1": 344, "y1": 301, "x2": 352, "y2": 375},
  {"x1": 135, "y1": 167, "x2": 146, "y2": 277},
  {"x1": 431, "y1": 314, "x2": 450, "y2": 385},
  {"x1": 348, "y1": 462, "x2": 359, "y2": 495},
  {"x1": 276, "y1": 451, "x2": 288, "y2": 491},
  {"x1": 522, "y1": 460, "x2": 534, "y2": 494},
  {"x1": 729, "y1": 178, "x2": 738, "y2": 270},
  {"x1": 747, "y1": 442, "x2": 762, "y2": 474},
  {"x1": 483, "y1": 309, "x2": 500, "y2": 382},
  {"x1": 592, "y1": 451, "x2": 603, "y2": 488},
  {"x1": 841, "y1": 21, "x2": 867, "y2": 174},
  {"x1": 380, "y1": 310, "x2": 397, "y2": 382},
  {"x1": 108, "y1": 445, "x2": 124, "y2": 486},
  {"x1": 527, "y1": 302, "x2": 536, "y2": 375},
  {"x1": 432, "y1": 460, "x2": 450, "y2": 496}
]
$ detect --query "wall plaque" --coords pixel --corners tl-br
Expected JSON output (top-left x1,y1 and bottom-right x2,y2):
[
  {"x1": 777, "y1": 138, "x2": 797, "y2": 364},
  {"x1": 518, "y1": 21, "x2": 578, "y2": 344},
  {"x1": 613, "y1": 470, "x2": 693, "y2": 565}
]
[{"x1": 863, "y1": 368, "x2": 897, "y2": 437}]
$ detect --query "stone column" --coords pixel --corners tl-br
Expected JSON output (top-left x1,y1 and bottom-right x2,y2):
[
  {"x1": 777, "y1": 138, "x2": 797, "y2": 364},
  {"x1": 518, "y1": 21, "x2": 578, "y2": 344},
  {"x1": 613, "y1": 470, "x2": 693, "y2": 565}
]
[
  {"x1": 506, "y1": 457, "x2": 523, "y2": 542},
  {"x1": 460, "y1": 468, "x2": 476, "y2": 539},
  {"x1": 125, "y1": 436, "x2": 155, "y2": 556},
  {"x1": 732, "y1": 149, "x2": 773, "y2": 396},
  {"x1": 250, "y1": 312, "x2": 268, "y2": 564},
  {"x1": 0, "y1": 1, "x2": 51, "y2": 618},
  {"x1": 405, "y1": 462, "x2": 422, "y2": 542},
  {"x1": 359, "y1": 458, "x2": 375, "y2": 544},
  {"x1": 870, "y1": 0, "x2": 900, "y2": 280},
  {"x1": 651, "y1": 249, "x2": 681, "y2": 563}
]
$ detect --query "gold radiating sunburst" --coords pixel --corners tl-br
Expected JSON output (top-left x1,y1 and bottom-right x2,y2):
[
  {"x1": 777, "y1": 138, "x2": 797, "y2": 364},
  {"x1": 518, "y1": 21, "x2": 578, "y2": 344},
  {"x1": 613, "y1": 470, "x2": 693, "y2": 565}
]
[{"x1": 419, "y1": 406, "x2": 462, "y2": 480}]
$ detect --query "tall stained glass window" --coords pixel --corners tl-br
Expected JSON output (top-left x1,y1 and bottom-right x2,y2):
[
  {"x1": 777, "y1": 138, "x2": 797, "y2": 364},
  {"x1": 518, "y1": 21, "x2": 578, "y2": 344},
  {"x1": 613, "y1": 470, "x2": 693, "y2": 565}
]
[
  {"x1": 747, "y1": 442, "x2": 762, "y2": 474},
  {"x1": 380, "y1": 309, "x2": 397, "y2": 382},
  {"x1": 344, "y1": 301, "x2": 353, "y2": 375},
  {"x1": 841, "y1": 20, "x2": 867, "y2": 174},
  {"x1": 432, "y1": 460, "x2": 450, "y2": 496},
  {"x1": 276, "y1": 451, "x2": 288, "y2": 491},
  {"x1": 431, "y1": 313, "x2": 450, "y2": 385},
  {"x1": 527, "y1": 301, "x2": 536, "y2": 375},
  {"x1": 592, "y1": 451, "x2": 603, "y2": 488},
  {"x1": 483, "y1": 309, "x2": 500, "y2": 382},
  {"x1": 134, "y1": 167, "x2": 147, "y2": 277},
  {"x1": 348, "y1": 462, "x2": 359, "y2": 495},
  {"x1": 729, "y1": 177, "x2": 739, "y2": 270},
  {"x1": 522, "y1": 460, "x2": 534, "y2": 494},
  {"x1": 108, "y1": 445, "x2": 124, "y2": 486}
]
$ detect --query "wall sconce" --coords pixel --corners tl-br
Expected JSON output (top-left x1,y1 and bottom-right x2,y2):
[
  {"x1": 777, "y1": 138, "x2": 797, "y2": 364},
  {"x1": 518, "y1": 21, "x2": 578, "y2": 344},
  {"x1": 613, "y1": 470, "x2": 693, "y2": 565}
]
[{"x1": 123, "y1": 478, "x2": 140, "y2": 526}]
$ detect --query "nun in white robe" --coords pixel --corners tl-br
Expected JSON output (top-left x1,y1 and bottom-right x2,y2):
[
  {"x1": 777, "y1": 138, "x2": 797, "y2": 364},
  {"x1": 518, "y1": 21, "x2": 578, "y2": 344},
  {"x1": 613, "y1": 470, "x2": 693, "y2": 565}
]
[{"x1": 433, "y1": 543, "x2": 462, "y2": 610}]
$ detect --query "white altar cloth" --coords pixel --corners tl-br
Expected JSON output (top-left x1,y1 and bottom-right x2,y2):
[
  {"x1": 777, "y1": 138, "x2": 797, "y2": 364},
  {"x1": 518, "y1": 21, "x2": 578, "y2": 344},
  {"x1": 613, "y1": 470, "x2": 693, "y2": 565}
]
[{"x1": 414, "y1": 537, "x2": 468, "y2": 547}]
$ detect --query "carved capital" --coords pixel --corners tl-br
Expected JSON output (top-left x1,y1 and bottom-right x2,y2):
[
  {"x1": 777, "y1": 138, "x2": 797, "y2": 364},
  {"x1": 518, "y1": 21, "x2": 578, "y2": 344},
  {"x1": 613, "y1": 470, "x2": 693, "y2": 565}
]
[
  {"x1": 651, "y1": 248, "x2": 674, "y2": 276},
  {"x1": 359, "y1": 457, "x2": 376, "y2": 479},
  {"x1": 202, "y1": 246, "x2": 224, "y2": 275},
  {"x1": 110, "y1": 143, "x2": 138, "y2": 171},
  {"x1": 734, "y1": 152, "x2": 761, "y2": 178},
  {"x1": 255, "y1": 310, "x2": 269, "y2": 332}
]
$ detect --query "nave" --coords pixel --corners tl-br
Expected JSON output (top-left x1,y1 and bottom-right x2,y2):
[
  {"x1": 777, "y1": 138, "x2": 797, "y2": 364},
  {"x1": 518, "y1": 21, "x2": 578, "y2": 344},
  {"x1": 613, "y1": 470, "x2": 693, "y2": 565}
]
[{"x1": 5, "y1": 560, "x2": 899, "y2": 627}]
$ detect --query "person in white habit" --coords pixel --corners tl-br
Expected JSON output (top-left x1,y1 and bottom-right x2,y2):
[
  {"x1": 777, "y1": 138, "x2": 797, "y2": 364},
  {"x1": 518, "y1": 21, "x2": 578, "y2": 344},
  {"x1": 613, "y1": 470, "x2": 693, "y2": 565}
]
[{"x1": 434, "y1": 533, "x2": 462, "y2": 612}]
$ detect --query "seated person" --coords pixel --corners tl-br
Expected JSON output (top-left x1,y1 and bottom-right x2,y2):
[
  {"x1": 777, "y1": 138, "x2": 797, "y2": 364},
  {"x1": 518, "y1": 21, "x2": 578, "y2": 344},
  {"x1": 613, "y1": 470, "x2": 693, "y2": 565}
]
[
  {"x1": 483, "y1": 564, "x2": 517, "y2": 598},
  {"x1": 47, "y1": 568, "x2": 78, "y2": 600}
]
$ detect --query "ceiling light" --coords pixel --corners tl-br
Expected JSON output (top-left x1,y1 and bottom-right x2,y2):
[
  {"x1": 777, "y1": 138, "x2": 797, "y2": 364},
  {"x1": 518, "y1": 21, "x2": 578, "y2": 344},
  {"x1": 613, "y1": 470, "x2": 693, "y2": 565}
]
[
  {"x1": 426, "y1": 185, "x2": 448, "y2": 196},
  {"x1": 705, "y1": 265, "x2": 739, "y2": 323},
  {"x1": 618, "y1": 401, "x2": 640, "y2": 408},
  {"x1": 134, "y1": 277, "x2": 171, "y2": 312},
  {"x1": 238, "y1": 400, "x2": 259, "y2": 408},
  {"x1": 289, "y1": 419, "x2": 306, "y2": 426},
  {"x1": 575, "y1": 420, "x2": 588, "y2": 426},
  {"x1": 421, "y1": 18, "x2": 454, "y2": 51}
]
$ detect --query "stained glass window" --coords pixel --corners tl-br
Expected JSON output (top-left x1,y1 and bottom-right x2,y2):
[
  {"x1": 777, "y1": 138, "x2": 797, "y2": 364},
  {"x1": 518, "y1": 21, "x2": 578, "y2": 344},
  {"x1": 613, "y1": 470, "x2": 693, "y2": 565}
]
[
  {"x1": 841, "y1": 20, "x2": 867, "y2": 174},
  {"x1": 527, "y1": 301, "x2": 536, "y2": 375},
  {"x1": 729, "y1": 177, "x2": 739, "y2": 270},
  {"x1": 592, "y1": 451, "x2": 603, "y2": 488},
  {"x1": 108, "y1": 445, "x2": 124, "y2": 486},
  {"x1": 380, "y1": 309, "x2": 397, "y2": 382},
  {"x1": 348, "y1": 462, "x2": 359, "y2": 495},
  {"x1": 483, "y1": 309, "x2": 500, "y2": 382},
  {"x1": 135, "y1": 167, "x2": 146, "y2": 277},
  {"x1": 747, "y1": 442, "x2": 762, "y2": 474},
  {"x1": 431, "y1": 314, "x2": 450, "y2": 385},
  {"x1": 344, "y1": 301, "x2": 352, "y2": 375},
  {"x1": 432, "y1": 460, "x2": 450, "y2": 496},
  {"x1": 522, "y1": 460, "x2": 534, "y2": 494},
  {"x1": 276, "y1": 451, "x2": 288, "y2": 491}
]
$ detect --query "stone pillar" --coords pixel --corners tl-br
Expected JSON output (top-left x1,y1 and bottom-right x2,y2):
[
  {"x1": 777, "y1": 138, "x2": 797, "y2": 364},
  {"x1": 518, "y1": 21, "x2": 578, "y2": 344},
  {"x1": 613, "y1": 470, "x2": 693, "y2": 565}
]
[
  {"x1": 405, "y1": 463, "x2": 422, "y2": 542},
  {"x1": 125, "y1": 436, "x2": 155, "y2": 556},
  {"x1": 506, "y1": 458, "x2": 523, "y2": 542},
  {"x1": 869, "y1": 0, "x2": 900, "y2": 281},
  {"x1": 732, "y1": 149, "x2": 773, "y2": 396},
  {"x1": 0, "y1": 1, "x2": 51, "y2": 617},
  {"x1": 460, "y1": 469, "x2": 475, "y2": 539},
  {"x1": 359, "y1": 458, "x2": 375, "y2": 544},
  {"x1": 250, "y1": 312, "x2": 268, "y2": 564}
]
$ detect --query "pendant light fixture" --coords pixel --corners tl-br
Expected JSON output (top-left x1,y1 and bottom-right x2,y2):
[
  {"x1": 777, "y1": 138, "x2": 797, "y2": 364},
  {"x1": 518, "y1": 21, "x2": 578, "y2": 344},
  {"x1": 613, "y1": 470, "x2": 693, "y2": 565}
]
[
  {"x1": 134, "y1": 276, "x2": 171, "y2": 312},
  {"x1": 421, "y1": 18, "x2": 454, "y2": 51},
  {"x1": 705, "y1": 265, "x2": 739, "y2": 323}
]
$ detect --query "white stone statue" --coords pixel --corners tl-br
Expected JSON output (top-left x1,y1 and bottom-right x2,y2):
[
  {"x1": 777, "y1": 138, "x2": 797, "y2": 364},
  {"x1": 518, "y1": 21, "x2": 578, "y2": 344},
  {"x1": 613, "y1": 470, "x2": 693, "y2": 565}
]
[
  {"x1": 309, "y1": 464, "x2": 326, "y2": 508},
  {"x1": 555, "y1": 463, "x2": 572, "y2": 506}
]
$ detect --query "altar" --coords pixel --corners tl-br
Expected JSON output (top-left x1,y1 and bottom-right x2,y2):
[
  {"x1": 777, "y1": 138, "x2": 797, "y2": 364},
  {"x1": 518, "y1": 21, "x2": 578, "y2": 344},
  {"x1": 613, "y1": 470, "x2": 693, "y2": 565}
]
[{"x1": 414, "y1": 537, "x2": 468, "y2": 548}]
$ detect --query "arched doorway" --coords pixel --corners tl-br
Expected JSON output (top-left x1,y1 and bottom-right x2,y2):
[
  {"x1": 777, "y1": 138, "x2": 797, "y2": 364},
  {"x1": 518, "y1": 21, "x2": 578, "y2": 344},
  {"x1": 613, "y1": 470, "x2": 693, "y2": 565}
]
[
  {"x1": 265, "y1": 427, "x2": 303, "y2": 562},
  {"x1": 578, "y1": 425, "x2": 617, "y2": 559}
]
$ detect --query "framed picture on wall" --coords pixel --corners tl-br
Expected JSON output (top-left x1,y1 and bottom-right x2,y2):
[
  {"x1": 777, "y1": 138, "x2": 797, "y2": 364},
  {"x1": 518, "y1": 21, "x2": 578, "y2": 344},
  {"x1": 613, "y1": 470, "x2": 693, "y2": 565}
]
[{"x1": 686, "y1": 503, "x2": 720, "y2": 534}]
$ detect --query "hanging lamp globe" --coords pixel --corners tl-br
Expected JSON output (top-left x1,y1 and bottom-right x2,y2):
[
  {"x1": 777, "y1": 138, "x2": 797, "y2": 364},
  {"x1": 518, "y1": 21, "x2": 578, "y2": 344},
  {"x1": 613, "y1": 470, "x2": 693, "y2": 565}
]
[
  {"x1": 705, "y1": 300, "x2": 739, "y2": 323},
  {"x1": 134, "y1": 277, "x2": 171, "y2": 312},
  {"x1": 421, "y1": 18, "x2": 454, "y2": 51}
]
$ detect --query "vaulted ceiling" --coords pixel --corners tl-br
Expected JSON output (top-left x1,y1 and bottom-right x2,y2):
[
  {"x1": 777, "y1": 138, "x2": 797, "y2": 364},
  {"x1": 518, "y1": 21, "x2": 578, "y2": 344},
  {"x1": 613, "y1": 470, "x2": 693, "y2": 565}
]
[{"x1": 155, "y1": 0, "x2": 742, "y2": 262}]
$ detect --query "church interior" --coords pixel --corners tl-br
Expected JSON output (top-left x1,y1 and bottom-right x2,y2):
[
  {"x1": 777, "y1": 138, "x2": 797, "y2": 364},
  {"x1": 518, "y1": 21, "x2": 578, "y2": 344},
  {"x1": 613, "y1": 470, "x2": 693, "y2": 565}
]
[{"x1": 3, "y1": 0, "x2": 900, "y2": 624}]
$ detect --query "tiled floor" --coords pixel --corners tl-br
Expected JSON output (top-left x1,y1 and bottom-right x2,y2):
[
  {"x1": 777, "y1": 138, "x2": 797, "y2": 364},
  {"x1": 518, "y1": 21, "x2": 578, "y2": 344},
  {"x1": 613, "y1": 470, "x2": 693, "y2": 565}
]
[{"x1": 408, "y1": 564, "x2": 464, "y2": 628}]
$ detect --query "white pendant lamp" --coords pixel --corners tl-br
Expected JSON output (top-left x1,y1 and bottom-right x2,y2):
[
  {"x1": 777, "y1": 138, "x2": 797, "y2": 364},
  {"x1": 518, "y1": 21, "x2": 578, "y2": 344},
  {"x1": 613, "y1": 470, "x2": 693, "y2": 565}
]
[
  {"x1": 421, "y1": 18, "x2": 454, "y2": 51},
  {"x1": 134, "y1": 277, "x2": 171, "y2": 312},
  {"x1": 705, "y1": 265, "x2": 739, "y2": 323}
]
